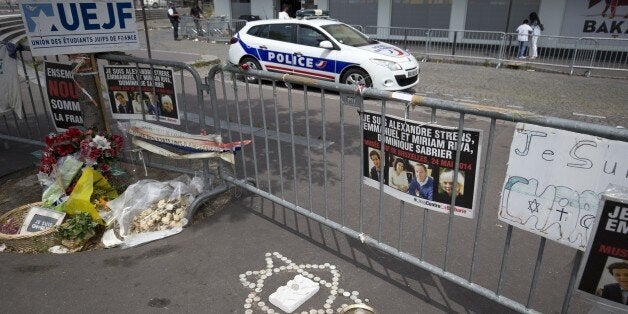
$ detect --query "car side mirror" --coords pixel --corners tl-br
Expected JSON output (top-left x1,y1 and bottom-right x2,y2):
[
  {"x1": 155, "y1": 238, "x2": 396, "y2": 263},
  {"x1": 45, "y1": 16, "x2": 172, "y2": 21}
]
[{"x1": 319, "y1": 40, "x2": 334, "y2": 49}]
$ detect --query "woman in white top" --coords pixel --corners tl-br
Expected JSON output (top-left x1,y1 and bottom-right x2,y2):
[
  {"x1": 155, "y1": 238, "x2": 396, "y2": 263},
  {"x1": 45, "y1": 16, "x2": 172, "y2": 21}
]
[
  {"x1": 528, "y1": 12, "x2": 544, "y2": 60},
  {"x1": 278, "y1": 5, "x2": 290, "y2": 19},
  {"x1": 389, "y1": 158, "x2": 409, "y2": 192}
]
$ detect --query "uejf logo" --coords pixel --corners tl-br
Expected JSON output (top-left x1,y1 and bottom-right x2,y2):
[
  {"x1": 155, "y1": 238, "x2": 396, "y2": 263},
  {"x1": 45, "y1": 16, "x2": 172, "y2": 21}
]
[
  {"x1": 22, "y1": 4, "x2": 55, "y2": 32},
  {"x1": 21, "y1": 2, "x2": 134, "y2": 33}
]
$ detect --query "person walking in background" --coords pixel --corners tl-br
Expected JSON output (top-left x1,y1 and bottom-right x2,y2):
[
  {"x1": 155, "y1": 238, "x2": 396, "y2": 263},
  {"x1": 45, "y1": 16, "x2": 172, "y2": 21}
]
[
  {"x1": 528, "y1": 12, "x2": 544, "y2": 60},
  {"x1": 168, "y1": 2, "x2": 180, "y2": 40},
  {"x1": 190, "y1": 1, "x2": 203, "y2": 37},
  {"x1": 516, "y1": 19, "x2": 532, "y2": 59},
  {"x1": 278, "y1": 5, "x2": 290, "y2": 19}
]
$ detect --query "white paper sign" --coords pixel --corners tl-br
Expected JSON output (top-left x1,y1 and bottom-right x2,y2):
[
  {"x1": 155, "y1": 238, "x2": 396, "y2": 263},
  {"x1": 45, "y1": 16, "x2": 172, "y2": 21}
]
[
  {"x1": 18, "y1": 0, "x2": 140, "y2": 56},
  {"x1": 498, "y1": 123, "x2": 627, "y2": 250},
  {"x1": 19, "y1": 206, "x2": 66, "y2": 234}
]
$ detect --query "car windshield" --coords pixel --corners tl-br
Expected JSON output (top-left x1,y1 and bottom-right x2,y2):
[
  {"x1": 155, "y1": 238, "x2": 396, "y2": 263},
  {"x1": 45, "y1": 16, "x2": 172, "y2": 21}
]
[{"x1": 321, "y1": 24, "x2": 375, "y2": 47}]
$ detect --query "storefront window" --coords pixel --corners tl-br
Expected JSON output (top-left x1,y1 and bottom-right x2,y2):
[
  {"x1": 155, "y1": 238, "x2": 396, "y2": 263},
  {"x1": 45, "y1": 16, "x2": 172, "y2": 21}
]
[
  {"x1": 465, "y1": 0, "x2": 540, "y2": 33},
  {"x1": 391, "y1": 0, "x2": 452, "y2": 29},
  {"x1": 329, "y1": 0, "x2": 378, "y2": 27}
]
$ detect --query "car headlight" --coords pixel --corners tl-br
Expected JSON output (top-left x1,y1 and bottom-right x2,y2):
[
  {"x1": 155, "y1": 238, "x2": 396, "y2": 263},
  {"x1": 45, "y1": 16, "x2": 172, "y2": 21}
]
[{"x1": 370, "y1": 59, "x2": 402, "y2": 71}]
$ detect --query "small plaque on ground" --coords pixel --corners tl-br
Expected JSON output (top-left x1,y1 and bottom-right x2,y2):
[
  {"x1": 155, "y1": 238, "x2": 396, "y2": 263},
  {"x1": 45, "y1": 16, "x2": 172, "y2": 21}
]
[{"x1": 19, "y1": 207, "x2": 66, "y2": 234}]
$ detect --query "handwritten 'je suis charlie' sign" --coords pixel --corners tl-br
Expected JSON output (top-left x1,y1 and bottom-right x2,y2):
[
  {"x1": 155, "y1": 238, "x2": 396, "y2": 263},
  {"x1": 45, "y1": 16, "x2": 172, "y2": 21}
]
[{"x1": 499, "y1": 123, "x2": 627, "y2": 251}]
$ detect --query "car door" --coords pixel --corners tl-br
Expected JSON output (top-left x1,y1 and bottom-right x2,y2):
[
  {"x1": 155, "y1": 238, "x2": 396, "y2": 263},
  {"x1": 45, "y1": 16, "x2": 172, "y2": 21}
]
[
  {"x1": 293, "y1": 25, "x2": 338, "y2": 81},
  {"x1": 255, "y1": 23, "x2": 299, "y2": 75}
]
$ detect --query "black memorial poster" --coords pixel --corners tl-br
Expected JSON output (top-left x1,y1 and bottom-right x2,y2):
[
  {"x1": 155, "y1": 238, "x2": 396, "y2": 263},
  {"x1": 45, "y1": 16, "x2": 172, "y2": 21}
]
[
  {"x1": 103, "y1": 65, "x2": 180, "y2": 125},
  {"x1": 577, "y1": 195, "x2": 628, "y2": 310},
  {"x1": 45, "y1": 62, "x2": 84, "y2": 130},
  {"x1": 360, "y1": 110, "x2": 482, "y2": 218}
]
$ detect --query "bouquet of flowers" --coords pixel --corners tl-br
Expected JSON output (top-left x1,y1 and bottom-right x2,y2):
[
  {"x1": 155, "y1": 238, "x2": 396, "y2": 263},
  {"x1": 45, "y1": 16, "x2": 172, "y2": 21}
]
[
  {"x1": 39, "y1": 127, "x2": 124, "y2": 177},
  {"x1": 36, "y1": 127, "x2": 124, "y2": 209}
]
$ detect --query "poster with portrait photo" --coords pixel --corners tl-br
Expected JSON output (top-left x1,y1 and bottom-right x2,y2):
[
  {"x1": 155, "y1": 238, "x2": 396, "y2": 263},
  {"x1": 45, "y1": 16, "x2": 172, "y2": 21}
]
[
  {"x1": 103, "y1": 65, "x2": 180, "y2": 125},
  {"x1": 576, "y1": 192, "x2": 628, "y2": 310},
  {"x1": 360, "y1": 110, "x2": 482, "y2": 218}
]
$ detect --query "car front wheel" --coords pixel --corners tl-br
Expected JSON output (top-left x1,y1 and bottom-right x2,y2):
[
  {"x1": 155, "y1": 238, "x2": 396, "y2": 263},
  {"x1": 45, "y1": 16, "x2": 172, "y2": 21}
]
[{"x1": 341, "y1": 68, "x2": 372, "y2": 88}]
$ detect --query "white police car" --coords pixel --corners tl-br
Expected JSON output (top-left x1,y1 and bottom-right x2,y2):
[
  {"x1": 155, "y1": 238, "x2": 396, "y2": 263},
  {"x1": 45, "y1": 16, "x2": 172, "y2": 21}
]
[{"x1": 228, "y1": 17, "x2": 419, "y2": 91}]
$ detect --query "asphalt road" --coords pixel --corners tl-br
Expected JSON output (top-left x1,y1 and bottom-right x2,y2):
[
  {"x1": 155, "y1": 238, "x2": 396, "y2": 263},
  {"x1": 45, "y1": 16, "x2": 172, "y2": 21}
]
[{"x1": 136, "y1": 20, "x2": 627, "y2": 128}]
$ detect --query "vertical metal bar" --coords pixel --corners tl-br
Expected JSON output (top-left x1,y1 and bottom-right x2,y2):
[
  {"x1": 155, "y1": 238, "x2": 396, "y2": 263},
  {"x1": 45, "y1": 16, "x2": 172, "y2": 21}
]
[
  {"x1": 134, "y1": 62, "x2": 146, "y2": 122},
  {"x1": 497, "y1": 33, "x2": 506, "y2": 68},
  {"x1": 179, "y1": 69, "x2": 190, "y2": 133},
  {"x1": 403, "y1": 27, "x2": 408, "y2": 50},
  {"x1": 570, "y1": 39, "x2": 580, "y2": 76},
  {"x1": 218, "y1": 71, "x2": 236, "y2": 180},
  {"x1": 469, "y1": 118, "x2": 496, "y2": 282},
  {"x1": 340, "y1": 90, "x2": 346, "y2": 226},
  {"x1": 358, "y1": 95, "x2": 365, "y2": 232},
  {"x1": 377, "y1": 99, "x2": 387, "y2": 242},
  {"x1": 421, "y1": 107, "x2": 438, "y2": 259},
  {"x1": 452, "y1": 31, "x2": 457, "y2": 56},
  {"x1": 140, "y1": 3, "x2": 152, "y2": 59},
  {"x1": 561, "y1": 251, "x2": 583, "y2": 314},
  {"x1": 444, "y1": 113, "x2": 465, "y2": 272},
  {"x1": 230, "y1": 74, "x2": 248, "y2": 180},
  {"x1": 350, "y1": 92, "x2": 356, "y2": 232},
  {"x1": 272, "y1": 81, "x2": 285, "y2": 199},
  {"x1": 304, "y1": 88, "x2": 313, "y2": 212},
  {"x1": 397, "y1": 104, "x2": 411, "y2": 251},
  {"x1": 287, "y1": 85, "x2": 299, "y2": 207},
  {"x1": 526, "y1": 238, "x2": 546, "y2": 308},
  {"x1": 33, "y1": 59, "x2": 53, "y2": 133},
  {"x1": 397, "y1": 201, "x2": 404, "y2": 251},
  {"x1": 259, "y1": 81, "x2": 272, "y2": 193},
  {"x1": 17, "y1": 50, "x2": 42, "y2": 140},
  {"x1": 321, "y1": 89, "x2": 329, "y2": 219},
  {"x1": 220, "y1": 72, "x2": 232, "y2": 145},
  {"x1": 244, "y1": 81, "x2": 259, "y2": 187},
  {"x1": 497, "y1": 225, "x2": 514, "y2": 295},
  {"x1": 587, "y1": 40, "x2": 598, "y2": 76},
  {"x1": 425, "y1": 30, "x2": 431, "y2": 59}
]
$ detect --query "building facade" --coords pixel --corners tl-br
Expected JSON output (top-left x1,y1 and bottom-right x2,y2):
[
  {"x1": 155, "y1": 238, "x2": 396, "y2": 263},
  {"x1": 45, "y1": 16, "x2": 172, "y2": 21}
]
[{"x1": 213, "y1": 0, "x2": 628, "y2": 39}]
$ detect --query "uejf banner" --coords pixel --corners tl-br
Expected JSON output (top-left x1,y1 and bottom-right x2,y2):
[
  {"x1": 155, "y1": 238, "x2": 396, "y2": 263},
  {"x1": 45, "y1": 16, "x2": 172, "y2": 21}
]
[
  {"x1": 44, "y1": 62, "x2": 83, "y2": 131},
  {"x1": 361, "y1": 110, "x2": 482, "y2": 218},
  {"x1": 18, "y1": 0, "x2": 139, "y2": 56},
  {"x1": 499, "y1": 123, "x2": 627, "y2": 250},
  {"x1": 576, "y1": 191, "x2": 628, "y2": 310},
  {"x1": 103, "y1": 65, "x2": 180, "y2": 125}
]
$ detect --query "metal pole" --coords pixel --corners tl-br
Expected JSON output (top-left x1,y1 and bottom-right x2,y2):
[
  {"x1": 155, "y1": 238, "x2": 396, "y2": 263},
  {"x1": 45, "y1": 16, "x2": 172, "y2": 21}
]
[
  {"x1": 505, "y1": 0, "x2": 514, "y2": 34},
  {"x1": 140, "y1": 3, "x2": 152, "y2": 59}
]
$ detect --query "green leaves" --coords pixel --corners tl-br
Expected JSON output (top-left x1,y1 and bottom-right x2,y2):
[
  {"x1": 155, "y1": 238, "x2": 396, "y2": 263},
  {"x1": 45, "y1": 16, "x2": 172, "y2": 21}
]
[{"x1": 56, "y1": 212, "x2": 98, "y2": 241}]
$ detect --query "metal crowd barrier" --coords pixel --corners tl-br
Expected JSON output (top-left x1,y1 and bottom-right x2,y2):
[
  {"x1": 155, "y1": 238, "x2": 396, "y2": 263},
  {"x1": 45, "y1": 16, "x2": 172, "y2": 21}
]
[
  {"x1": 180, "y1": 16, "x2": 247, "y2": 42},
  {"x1": 201, "y1": 63, "x2": 627, "y2": 313},
  {"x1": 0, "y1": 47, "x2": 56, "y2": 146},
  {"x1": 360, "y1": 25, "x2": 628, "y2": 77}
]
